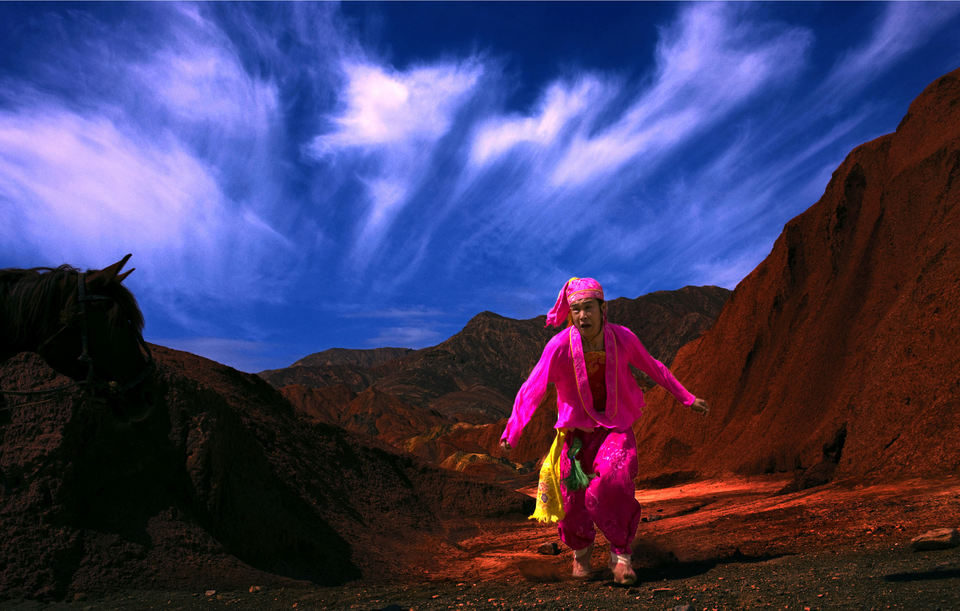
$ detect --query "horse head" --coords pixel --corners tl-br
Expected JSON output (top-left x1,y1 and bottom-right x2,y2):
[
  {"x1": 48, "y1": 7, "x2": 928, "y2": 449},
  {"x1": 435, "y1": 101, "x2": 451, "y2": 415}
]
[
  {"x1": 2, "y1": 254, "x2": 154, "y2": 401},
  {"x1": 73, "y1": 254, "x2": 153, "y2": 394}
]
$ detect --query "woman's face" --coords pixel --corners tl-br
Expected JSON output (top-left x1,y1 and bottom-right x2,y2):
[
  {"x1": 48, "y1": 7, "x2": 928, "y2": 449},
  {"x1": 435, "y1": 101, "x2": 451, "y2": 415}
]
[{"x1": 570, "y1": 298, "x2": 604, "y2": 343}]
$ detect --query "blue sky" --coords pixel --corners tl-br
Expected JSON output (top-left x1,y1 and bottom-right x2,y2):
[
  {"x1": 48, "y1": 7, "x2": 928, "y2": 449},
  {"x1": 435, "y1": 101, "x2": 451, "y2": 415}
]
[{"x1": 2, "y1": 2, "x2": 959, "y2": 373}]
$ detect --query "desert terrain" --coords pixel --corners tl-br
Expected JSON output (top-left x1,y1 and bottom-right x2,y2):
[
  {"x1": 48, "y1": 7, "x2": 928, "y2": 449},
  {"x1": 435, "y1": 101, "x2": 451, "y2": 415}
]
[
  {"x1": 1, "y1": 65, "x2": 958, "y2": 611},
  {"x1": 11, "y1": 475, "x2": 959, "y2": 609}
]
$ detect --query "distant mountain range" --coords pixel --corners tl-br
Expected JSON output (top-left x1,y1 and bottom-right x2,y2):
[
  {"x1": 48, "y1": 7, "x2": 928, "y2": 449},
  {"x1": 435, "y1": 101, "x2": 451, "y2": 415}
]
[{"x1": 259, "y1": 286, "x2": 731, "y2": 472}]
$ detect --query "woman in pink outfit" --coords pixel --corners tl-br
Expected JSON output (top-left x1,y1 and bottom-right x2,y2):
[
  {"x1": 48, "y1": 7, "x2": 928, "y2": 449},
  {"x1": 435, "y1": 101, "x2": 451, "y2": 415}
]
[{"x1": 500, "y1": 277, "x2": 709, "y2": 585}]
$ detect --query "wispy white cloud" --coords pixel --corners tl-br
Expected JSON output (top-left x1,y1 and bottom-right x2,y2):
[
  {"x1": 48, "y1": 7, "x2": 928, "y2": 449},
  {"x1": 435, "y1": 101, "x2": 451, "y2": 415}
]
[
  {"x1": 0, "y1": 4, "x2": 301, "y2": 340},
  {"x1": 820, "y1": 2, "x2": 960, "y2": 101},
  {"x1": 469, "y1": 77, "x2": 606, "y2": 167},
  {"x1": 546, "y1": 3, "x2": 811, "y2": 188},
  {"x1": 312, "y1": 61, "x2": 480, "y2": 151},
  {"x1": 429, "y1": 2, "x2": 812, "y2": 287},
  {"x1": 139, "y1": 43, "x2": 279, "y2": 136},
  {"x1": 120, "y1": 5, "x2": 279, "y2": 139},
  {"x1": 547, "y1": 108, "x2": 698, "y2": 188},
  {"x1": 0, "y1": 107, "x2": 291, "y2": 304},
  {"x1": 309, "y1": 58, "x2": 483, "y2": 271},
  {"x1": 461, "y1": 3, "x2": 810, "y2": 194}
]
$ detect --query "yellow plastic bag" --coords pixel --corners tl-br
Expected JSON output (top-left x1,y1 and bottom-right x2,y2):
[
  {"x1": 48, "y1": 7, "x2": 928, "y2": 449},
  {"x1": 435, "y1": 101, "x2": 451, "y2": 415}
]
[{"x1": 529, "y1": 429, "x2": 567, "y2": 523}]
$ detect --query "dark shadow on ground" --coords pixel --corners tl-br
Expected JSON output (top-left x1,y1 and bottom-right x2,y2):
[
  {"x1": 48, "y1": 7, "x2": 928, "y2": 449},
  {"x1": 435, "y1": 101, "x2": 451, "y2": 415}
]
[
  {"x1": 637, "y1": 545, "x2": 789, "y2": 583},
  {"x1": 884, "y1": 568, "x2": 960, "y2": 582},
  {"x1": 516, "y1": 543, "x2": 788, "y2": 586}
]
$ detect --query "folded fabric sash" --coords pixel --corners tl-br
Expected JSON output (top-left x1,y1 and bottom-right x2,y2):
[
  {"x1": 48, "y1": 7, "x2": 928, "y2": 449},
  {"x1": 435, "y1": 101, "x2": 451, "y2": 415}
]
[
  {"x1": 529, "y1": 430, "x2": 596, "y2": 523},
  {"x1": 529, "y1": 429, "x2": 568, "y2": 523}
]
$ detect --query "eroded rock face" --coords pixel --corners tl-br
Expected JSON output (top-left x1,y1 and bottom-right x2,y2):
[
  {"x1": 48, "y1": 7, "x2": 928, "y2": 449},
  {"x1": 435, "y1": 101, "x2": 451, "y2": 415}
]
[
  {"x1": 637, "y1": 68, "x2": 960, "y2": 483},
  {"x1": 0, "y1": 347, "x2": 530, "y2": 600}
]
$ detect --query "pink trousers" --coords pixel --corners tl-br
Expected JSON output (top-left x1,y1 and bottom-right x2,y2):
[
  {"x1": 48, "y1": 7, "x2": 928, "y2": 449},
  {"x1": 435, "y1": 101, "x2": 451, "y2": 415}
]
[{"x1": 558, "y1": 427, "x2": 641, "y2": 556}]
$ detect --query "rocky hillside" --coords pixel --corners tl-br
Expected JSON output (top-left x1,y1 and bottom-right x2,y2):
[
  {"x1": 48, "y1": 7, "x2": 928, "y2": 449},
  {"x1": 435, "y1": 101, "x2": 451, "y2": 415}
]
[
  {"x1": 267, "y1": 286, "x2": 730, "y2": 471},
  {"x1": 264, "y1": 288, "x2": 728, "y2": 408},
  {"x1": 259, "y1": 347, "x2": 415, "y2": 391},
  {"x1": 0, "y1": 348, "x2": 529, "y2": 599},
  {"x1": 606, "y1": 286, "x2": 736, "y2": 375},
  {"x1": 370, "y1": 311, "x2": 559, "y2": 422},
  {"x1": 292, "y1": 347, "x2": 414, "y2": 369},
  {"x1": 636, "y1": 68, "x2": 960, "y2": 485}
]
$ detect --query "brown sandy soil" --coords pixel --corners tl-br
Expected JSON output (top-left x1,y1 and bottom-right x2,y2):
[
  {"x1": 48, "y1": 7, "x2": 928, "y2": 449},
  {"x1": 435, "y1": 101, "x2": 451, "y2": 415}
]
[{"x1": 18, "y1": 474, "x2": 959, "y2": 610}]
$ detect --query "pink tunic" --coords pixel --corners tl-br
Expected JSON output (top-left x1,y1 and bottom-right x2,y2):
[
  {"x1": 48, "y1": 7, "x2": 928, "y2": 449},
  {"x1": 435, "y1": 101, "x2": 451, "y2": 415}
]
[{"x1": 501, "y1": 323, "x2": 696, "y2": 447}]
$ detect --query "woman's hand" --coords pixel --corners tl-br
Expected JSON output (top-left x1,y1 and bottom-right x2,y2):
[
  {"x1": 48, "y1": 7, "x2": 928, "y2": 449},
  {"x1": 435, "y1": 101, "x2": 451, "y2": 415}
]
[
  {"x1": 691, "y1": 398, "x2": 710, "y2": 415},
  {"x1": 499, "y1": 439, "x2": 512, "y2": 452}
]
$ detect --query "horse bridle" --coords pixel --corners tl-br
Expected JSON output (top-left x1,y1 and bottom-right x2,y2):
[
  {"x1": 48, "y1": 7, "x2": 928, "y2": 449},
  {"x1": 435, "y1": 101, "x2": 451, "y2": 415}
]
[{"x1": 34, "y1": 271, "x2": 155, "y2": 395}]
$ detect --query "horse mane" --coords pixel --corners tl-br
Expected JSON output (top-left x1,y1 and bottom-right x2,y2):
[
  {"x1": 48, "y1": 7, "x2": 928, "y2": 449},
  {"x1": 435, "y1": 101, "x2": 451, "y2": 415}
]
[{"x1": 0, "y1": 264, "x2": 145, "y2": 351}]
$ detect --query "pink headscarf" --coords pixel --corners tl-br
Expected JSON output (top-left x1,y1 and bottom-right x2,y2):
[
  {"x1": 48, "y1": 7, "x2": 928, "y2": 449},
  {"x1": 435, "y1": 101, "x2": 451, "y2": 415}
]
[{"x1": 545, "y1": 277, "x2": 605, "y2": 327}]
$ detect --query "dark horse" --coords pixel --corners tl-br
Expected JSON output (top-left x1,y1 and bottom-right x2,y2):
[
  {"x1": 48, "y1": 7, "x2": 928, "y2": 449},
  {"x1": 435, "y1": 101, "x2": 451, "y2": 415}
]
[{"x1": 0, "y1": 254, "x2": 153, "y2": 401}]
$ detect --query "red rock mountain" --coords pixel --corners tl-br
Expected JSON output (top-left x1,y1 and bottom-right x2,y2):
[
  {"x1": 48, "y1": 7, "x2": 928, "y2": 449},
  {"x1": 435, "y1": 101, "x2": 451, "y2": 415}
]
[
  {"x1": 637, "y1": 68, "x2": 960, "y2": 484},
  {"x1": 293, "y1": 346, "x2": 415, "y2": 369},
  {"x1": 259, "y1": 347, "x2": 414, "y2": 392}
]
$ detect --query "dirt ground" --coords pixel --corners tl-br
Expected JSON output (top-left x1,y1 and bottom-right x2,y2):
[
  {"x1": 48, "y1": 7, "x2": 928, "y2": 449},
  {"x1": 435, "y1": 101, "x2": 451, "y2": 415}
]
[{"x1": 8, "y1": 475, "x2": 960, "y2": 610}]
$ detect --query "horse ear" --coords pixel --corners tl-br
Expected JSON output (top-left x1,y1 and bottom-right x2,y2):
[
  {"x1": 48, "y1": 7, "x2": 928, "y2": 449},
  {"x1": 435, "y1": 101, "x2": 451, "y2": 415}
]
[
  {"x1": 117, "y1": 268, "x2": 135, "y2": 283},
  {"x1": 87, "y1": 254, "x2": 133, "y2": 288}
]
